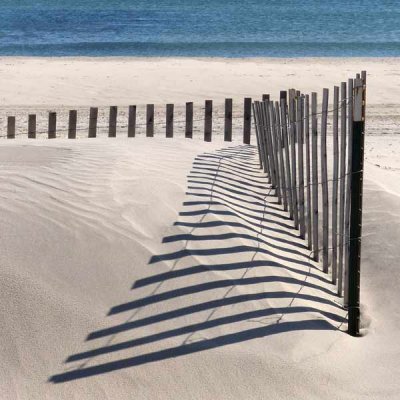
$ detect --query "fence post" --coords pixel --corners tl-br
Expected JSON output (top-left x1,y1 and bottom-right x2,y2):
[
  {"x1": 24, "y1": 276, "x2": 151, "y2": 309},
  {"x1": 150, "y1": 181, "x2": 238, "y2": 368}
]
[
  {"x1": 321, "y1": 88, "x2": 329, "y2": 273},
  {"x1": 109, "y1": 106, "x2": 117, "y2": 137},
  {"x1": 185, "y1": 102, "x2": 193, "y2": 138},
  {"x1": 7, "y1": 116, "x2": 15, "y2": 139},
  {"x1": 262, "y1": 94, "x2": 270, "y2": 101},
  {"x1": 252, "y1": 102, "x2": 263, "y2": 169},
  {"x1": 88, "y1": 107, "x2": 98, "y2": 138},
  {"x1": 243, "y1": 97, "x2": 251, "y2": 144},
  {"x1": 348, "y1": 77, "x2": 366, "y2": 337},
  {"x1": 146, "y1": 104, "x2": 154, "y2": 137},
  {"x1": 258, "y1": 98, "x2": 270, "y2": 178},
  {"x1": 297, "y1": 95, "x2": 306, "y2": 239},
  {"x1": 166, "y1": 104, "x2": 174, "y2": 138},
  {"x1": 68, "y1": 110, "x2": 77, "y2": 139},
  {"x1": 48, "y1": 112, "x2": 56, "y2": 139},
  {"x1": 338, "y1": 82, "x2": 347, "y2": 294},
  {"x1": 128, "y1": 105, "x2": 136, "y2": 137},
  {"x1": 311, "y1": 92, "x2": 319, "y2": 261},
  {"x1": 204, "y1": 100, "x2": 212, "y2": 142},
  {"x1": 268, "y1": 101, "x2": 281, "y2": 204},
  {"x1": 332, "y1": 86, "x2": 340, "y2": 283},
  {"x1": 275, "y1": 101, "x2": 287, "y2": 211},
  {"x1": 304, "y1": 95, "x2": 312, "y2": 249},
  {"x1": 280, "y1": 94, "x2": 293, "y2": 219},
  {"x1": 289, "y1": 93, "x2": 299, "y2": 229},
  {"x1": 224, "y1": 98, "x2": 233, "y2": 142},
  {"x1": 28, "y1": 114, "x2": 36, "y2": 139},
  {"x1": 344, "y1": 78, "x2": 355, "y2": 306}
]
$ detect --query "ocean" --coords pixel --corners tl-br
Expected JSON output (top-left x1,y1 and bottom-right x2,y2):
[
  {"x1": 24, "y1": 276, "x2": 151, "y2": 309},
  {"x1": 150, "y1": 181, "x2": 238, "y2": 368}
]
[{"x1": 0, "y1": 0, "x2": 399, "y2": 57}]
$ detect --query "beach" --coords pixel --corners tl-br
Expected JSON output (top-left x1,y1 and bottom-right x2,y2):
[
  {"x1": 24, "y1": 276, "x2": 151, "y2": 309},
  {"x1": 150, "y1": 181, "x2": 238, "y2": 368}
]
[{"x1": 0, "y1": 57, "x2": 400, "y2": 399}]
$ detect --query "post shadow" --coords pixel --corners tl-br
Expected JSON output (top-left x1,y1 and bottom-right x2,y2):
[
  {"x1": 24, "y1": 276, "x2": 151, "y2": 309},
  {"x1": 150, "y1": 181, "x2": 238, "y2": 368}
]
[{"x1": 49, "y1": 144, "x2": 344, "y2": 384}]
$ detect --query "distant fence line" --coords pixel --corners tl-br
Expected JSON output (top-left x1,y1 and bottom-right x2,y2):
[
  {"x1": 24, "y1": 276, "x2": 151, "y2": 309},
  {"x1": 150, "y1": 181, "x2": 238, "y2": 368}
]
[
  {"x1": 2, "y1": 98, "x2": 258, "y2": 143},
  {"x1": 252, "y1": 71, "x2": 366, "y2": 336}
]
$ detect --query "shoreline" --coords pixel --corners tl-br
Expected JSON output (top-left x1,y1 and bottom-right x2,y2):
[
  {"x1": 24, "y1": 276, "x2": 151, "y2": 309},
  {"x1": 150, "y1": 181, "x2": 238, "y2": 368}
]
[{"x1": 0, "y1": 57, "x2": 398, "y2": 106}]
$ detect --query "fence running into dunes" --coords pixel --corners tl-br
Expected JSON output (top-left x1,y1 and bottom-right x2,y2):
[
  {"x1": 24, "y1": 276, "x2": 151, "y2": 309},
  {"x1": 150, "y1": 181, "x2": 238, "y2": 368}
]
[
  {"x1": 1, "y1": 74, "x2": 366, "y2": 337},
  {"x1": 252, "y1": 71, "x2": 366, "y2": 336},
  {"x1": 1, "y1": 98, "x2": 255, "y2": 143}
]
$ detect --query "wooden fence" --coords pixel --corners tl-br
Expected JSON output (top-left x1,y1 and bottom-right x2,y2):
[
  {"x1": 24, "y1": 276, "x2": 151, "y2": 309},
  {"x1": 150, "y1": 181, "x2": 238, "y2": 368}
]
[
  {"x1": 252, "y1": 71, "x2": 366, "y2": 336},
  {"x1": 1, "y1": 98, "x2": 255, "y2": 142}
]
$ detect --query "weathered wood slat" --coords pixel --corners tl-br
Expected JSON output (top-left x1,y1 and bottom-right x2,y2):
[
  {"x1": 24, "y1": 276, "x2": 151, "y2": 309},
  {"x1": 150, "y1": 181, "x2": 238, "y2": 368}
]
[
  {"x1": 68, "y1": 110, "x2": 77, "y2": 139},
  {"x1": 338, "y1": 82, "x2": 347, "y2": 295},
  {"x1": 311, "y1": 92, "x2": 319, "y2": 261},
  {"x1": 128, "y1": 105, "x2": 136, "y2": 137},
  {"x1": 321, "y1": 88, "x2": 329, "y2": 273},
  {"x1": 166, "y1": 104, "x2": 174, "y2": 138},
  {"x1": 28, "y1": 114, "x2": 36, "y2": 139},
  {"x1": 332, "y1": 86, "x2": 340, "y2": 283}
]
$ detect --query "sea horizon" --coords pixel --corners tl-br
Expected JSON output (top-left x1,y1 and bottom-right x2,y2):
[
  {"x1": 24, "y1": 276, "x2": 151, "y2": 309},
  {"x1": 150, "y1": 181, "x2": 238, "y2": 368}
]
[{"x1": 1, "y1": 0, "x2": 399, "y2": 57}]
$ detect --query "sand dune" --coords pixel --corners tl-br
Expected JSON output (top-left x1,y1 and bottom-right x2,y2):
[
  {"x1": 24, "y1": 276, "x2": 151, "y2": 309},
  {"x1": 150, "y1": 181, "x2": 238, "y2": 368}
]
[
  {"x1": 0, "y1": 135, "x2": 399, "y2": 399},
  {"x1": 0, "y1": 57, "x2": 399, "y2": 399}
]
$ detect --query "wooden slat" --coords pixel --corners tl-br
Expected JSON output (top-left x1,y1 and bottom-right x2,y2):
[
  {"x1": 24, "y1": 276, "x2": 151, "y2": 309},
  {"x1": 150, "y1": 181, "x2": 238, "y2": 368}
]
[
  {"x1": 146, "y1": 104, "x2": 154, "y2": 137},
  {"x1": 297, "y1": 95, "x2": 306, "y2": 239},
  {"x1": 252, "y1": 102, "x2": 263, "y2": 169},
  {"x1": 344, "y1": 78, "x2": 355, "y2": 305},
  {"x1": 224, "y1": 98, "x2": 233, "y2": 142},
  {"x1": 128, "y1": 105, "x2": 136, "y2": 137},
  {"x1": 109, "y1": 106, "x2": 118, "y2": 137},
  {"x1": 289, "y1": 94, "x2": 299, "y2": 229},
  {"x1": 185, "y1": 102, "x2": 193, "y2": 138},
  {"x1": 166, "y1": 104, "x2": 174, "y2": 138},
  {"x1": 311, "y1": 92, "x2": 319, "y2": 261},
  {"x1": 204, "y1": 100, "x2": 212, "y2": 142},
  {"x1": 280, "y1": 97, "x2": 293, "y2": 219},
  {"x1": 48, "y1": 112, "x2": 57, "y2": 139},
  {"x1": 268, "y1": 101, "x2": 281, "y2": 204},
  {"x1": 7, "y1": 116, "x2": 15, "y2": 139},
  {"x1": 338, "y1": 82, "x2": 347, "y2": 295},
  {"x1": 28, "y1": 114, "x2": 36, "y2": 139},
  {"x1": 331, "y1": 86, "x2": 340, "y2": 283},
  {"x1": 304, "y1": 95, "x2": 312, "y2": 249},
  {"x1": 243, "y1": 97, "x2": 252, "y2": 144},
  {"x1": 275, "y1": 101, "x2": 287, "y2": 210},
  {"x1": 256, "y1": 102, "x2": 269, "y2": 177},
  {"x1": 321, "y1": 88, "x2": 329, "y2": 273},
  {"x1": 88, "y1": 107, "x2": 98, "y2": 138},
  {"x1": 68, "y1": 110, "x2": 77, "y2": 139}
]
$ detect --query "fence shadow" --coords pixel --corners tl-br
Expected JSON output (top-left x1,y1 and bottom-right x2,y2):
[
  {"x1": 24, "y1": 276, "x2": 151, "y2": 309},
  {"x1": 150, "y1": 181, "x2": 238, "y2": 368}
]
[{"x1": 50, "y1": 144, "x2": 345, "y2": 384}]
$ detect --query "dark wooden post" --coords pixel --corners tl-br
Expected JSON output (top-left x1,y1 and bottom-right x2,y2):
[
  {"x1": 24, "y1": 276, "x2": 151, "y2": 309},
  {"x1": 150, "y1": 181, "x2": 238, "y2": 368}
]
[
  {"x1": 185, "y1": 102, "x2": 193, "y2": 138},
  {"x1": 204, "y1": 100, "x2": 212, "y2": 142},
  {"x1": 48, "y1": 112, "x2": 56, "y2": 139},
  {"x1": 128, "y1": 105, "x2": 136, "y2": 137},
  {"x1": 109, "y1": 106, "x2": 117, "y2": 137},
  {"x1": 7, "y1": 116, "x2": 15, "y2": 139},
  {"x1": 88, "y1": 107, "x2": 98, "y2": 138},
  {"x1": 243, "y1": 97, "x2": 252, "y2": 144},
  {"x1": 146, "y1": 104, "x2": 154, "y2": 137},
  {"x1": 68, "y1": 110, "x2": 77, "y2": 139},
  {"x1": 224, "y1": 98, "x2": 232, "y2": 142},
  {"x1": 166, "y1": 104, "x2": 174, "y2": 138},
  {"x1": 262, "y1": 94, "x2": 270, "y2": 101},
  {"x1": 348, "y1": 76, "x2": 366, "y2": 337},
  {"x1": 28, "y1": 114, "x2": 36, "y2": 139}
]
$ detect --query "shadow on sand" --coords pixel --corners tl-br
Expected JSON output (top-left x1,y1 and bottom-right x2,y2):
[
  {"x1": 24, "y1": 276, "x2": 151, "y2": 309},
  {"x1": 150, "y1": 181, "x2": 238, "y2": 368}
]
[{"x1": 50, "y1": 144, "x2": 344, "y2": 383}]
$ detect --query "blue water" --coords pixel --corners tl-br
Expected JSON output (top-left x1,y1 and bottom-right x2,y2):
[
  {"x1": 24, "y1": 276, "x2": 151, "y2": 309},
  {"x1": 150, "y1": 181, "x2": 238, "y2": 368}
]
[{"x1": 0, "y1": 0, "x2": 399, "y2": 57}]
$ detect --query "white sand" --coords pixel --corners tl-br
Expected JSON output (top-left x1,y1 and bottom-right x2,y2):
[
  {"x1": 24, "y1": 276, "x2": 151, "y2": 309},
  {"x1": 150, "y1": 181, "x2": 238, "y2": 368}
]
[{"x1": 0, "y1": 58, "x2": 399, "y2": 399}]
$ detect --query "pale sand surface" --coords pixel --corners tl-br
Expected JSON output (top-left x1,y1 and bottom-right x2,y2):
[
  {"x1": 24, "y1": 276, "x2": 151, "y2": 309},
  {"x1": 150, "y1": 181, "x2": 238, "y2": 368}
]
[{"x1": 0, "y1": 58, "x2": 399, "y2": 399}]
